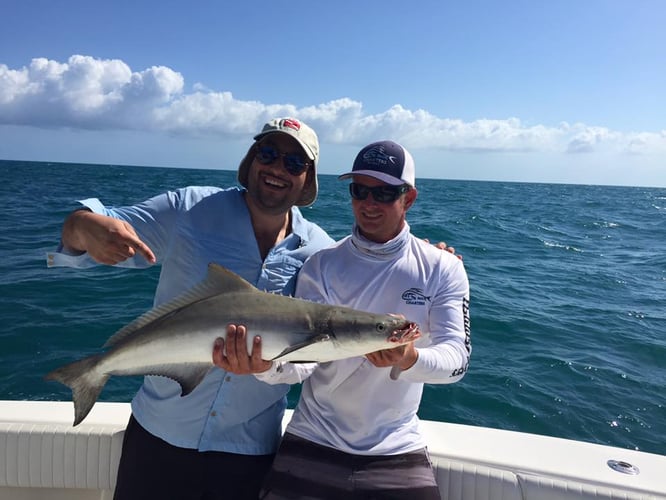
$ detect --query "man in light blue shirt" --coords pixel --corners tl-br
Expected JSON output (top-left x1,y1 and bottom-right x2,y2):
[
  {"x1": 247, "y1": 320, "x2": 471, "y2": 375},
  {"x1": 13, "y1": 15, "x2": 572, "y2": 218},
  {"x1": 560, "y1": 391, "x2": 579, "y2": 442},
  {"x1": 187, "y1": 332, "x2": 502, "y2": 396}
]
[{"x1": 47, "y1": 117, "x2": 334, "y2": 500}]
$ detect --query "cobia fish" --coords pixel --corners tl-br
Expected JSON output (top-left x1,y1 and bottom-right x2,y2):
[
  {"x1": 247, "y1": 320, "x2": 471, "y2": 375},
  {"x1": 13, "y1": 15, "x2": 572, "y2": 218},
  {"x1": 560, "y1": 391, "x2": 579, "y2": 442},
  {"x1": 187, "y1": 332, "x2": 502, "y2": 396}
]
[{"x1": 46, "y1": 263, "x2": 420, "y2": 426}]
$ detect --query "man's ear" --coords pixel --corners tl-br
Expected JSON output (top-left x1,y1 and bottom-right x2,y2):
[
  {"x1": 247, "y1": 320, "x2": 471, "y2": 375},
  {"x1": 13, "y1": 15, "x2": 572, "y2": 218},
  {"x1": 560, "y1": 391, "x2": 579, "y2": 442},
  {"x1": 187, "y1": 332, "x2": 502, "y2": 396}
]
[
  {"x1": 404, "y1": 188, "x2": 418, "y2": 210},
  {"x1": 297, "y1": 168, "x2": 315, "y2": 205}
]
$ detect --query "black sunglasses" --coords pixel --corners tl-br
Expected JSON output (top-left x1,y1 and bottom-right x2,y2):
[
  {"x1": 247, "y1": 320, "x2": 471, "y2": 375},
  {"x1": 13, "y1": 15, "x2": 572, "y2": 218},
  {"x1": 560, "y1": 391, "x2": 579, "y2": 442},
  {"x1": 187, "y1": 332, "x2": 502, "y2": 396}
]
[
  {"x1": 255, "y1": 145, "x2": 311, "y2": 176},
  {"x1": 349, "y1": 183, "x2": 411, "y2": 203}
]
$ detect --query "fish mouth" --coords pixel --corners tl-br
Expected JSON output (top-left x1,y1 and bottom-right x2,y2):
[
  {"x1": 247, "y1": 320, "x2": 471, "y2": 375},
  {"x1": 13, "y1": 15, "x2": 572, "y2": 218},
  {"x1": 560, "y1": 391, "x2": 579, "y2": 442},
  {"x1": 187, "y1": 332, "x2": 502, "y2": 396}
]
[{"x1": 388, "y1": 322, "x2": 420, "y2": 343}]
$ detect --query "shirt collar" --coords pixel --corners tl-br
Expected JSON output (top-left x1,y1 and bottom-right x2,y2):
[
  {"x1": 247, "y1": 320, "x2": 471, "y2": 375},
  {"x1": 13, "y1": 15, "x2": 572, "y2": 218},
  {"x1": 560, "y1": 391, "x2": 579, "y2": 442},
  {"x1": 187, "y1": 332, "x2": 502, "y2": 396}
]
[
  {"x1": 350, "y1": 222, "x2": 410, "y2": 258},
  {"x1": 290, "y1": 206, "x2": 310, "y2": 245}
]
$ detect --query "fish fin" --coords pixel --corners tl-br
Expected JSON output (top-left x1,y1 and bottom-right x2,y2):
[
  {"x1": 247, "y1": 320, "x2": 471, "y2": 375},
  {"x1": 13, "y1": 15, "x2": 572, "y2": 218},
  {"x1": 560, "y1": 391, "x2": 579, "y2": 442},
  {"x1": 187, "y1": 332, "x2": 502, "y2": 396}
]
[
  {"x1": 104, "y1": 263, "x2": 257, "y2": 347},
  {"x1": 144, "y1": 363, "x2": 212, "y2": 396},
  {"x1": 45, "y1": 355, "x2": 108, "y2": 426},
  {"x1": 206, "y1": 263, "x2": 257, "y2": 293},
  {"x1": 271, "y1": 334, "x2": 331, "y2": 362}
]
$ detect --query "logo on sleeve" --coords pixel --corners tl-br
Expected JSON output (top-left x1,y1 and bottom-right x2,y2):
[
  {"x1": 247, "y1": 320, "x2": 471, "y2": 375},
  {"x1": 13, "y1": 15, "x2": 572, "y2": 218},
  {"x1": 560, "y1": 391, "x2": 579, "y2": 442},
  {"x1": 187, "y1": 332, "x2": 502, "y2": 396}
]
[{"x1": 401, "y1": 288, "x2": 430, "y2": 306}]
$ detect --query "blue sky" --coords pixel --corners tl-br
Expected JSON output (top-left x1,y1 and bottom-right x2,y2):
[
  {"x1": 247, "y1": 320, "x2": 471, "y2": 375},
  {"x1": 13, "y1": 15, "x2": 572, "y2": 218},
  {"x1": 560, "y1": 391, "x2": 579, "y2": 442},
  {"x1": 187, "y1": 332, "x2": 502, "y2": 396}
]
[{"x1": 1, "y1": 0, "x2": 665, "y2": 187}]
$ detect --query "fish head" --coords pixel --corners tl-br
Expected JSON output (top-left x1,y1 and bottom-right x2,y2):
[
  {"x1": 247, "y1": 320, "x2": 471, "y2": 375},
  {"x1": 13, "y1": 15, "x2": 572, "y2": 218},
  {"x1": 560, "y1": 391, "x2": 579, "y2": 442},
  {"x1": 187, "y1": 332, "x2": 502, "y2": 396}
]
[
  {"x1": 386, "y1": 317, "x2": 421, "y2": 344},
  {"x1": 326, "y1": 309, "x2": 421, "y2": 352}
]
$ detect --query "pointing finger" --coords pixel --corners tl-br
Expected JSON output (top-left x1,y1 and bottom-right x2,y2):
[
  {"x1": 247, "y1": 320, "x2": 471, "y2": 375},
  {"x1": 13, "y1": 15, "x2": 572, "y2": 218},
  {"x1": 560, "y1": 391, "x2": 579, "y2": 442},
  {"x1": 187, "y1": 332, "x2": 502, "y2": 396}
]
[{"x1": 124, "y1": 235, "x2": 156, "y2": 264}]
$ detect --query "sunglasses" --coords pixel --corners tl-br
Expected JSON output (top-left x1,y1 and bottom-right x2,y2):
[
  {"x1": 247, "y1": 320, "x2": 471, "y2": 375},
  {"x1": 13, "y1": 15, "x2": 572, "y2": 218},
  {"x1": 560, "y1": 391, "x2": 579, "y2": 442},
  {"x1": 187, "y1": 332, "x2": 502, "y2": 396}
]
[
  {"x1": 349, "y1": 183, "x2": 411, "y2": 203},
  {"x1": 255, "y1": 145, "x2": 311, "y2": 176}
]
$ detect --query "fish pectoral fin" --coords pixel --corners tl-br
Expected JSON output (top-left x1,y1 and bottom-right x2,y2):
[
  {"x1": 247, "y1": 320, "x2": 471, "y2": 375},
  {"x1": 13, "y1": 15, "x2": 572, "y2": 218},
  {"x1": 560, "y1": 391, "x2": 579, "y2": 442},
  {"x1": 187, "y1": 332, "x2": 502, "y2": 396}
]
[
  {"x1": 271, "y1": 334, "x2": 331, "y2": 362},
  {"x1": 145, "y1": 363, "x2": 213, "y2": 396}
]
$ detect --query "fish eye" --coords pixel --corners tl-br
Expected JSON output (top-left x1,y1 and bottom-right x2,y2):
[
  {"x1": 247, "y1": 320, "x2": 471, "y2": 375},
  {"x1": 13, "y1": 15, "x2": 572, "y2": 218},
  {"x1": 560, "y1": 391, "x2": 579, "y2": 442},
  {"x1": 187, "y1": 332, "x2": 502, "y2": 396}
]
[{"x1": 376, "y1": 323, "x2": 386, "y2": 332}]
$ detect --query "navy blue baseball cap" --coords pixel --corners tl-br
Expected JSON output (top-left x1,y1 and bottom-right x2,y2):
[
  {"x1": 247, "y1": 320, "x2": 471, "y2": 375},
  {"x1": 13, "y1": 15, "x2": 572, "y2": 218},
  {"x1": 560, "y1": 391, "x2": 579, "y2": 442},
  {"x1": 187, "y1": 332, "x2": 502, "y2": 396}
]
[{"x1": 338, "y1": 140, "x2": 415, "y2": 187}]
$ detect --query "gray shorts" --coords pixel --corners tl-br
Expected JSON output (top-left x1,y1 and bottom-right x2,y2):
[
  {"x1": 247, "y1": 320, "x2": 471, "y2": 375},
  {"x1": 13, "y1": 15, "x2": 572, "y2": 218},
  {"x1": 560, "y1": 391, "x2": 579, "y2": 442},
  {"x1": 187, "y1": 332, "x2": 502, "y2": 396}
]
[{"x1": 259, "y1": 432, "x2": 441, "y2": 500}]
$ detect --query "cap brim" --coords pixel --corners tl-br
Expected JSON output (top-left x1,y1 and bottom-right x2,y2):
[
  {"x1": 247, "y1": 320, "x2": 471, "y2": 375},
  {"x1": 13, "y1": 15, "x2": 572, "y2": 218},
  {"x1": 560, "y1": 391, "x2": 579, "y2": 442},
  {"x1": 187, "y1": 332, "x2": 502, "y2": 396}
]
[
  {"x1": 338, "y1": 170, "x2": 406, "y2": 186},
  {"x1": 254, "y1": 130, "x2": 316, "y2": 161}
]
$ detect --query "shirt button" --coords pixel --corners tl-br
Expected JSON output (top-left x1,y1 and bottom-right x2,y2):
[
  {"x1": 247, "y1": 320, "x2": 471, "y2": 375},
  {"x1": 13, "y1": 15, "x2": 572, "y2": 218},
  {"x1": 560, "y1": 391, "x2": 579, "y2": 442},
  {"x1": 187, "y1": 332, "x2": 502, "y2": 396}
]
[
  {"x1": 210, "y1": 411, "x2": 217, "y2": 417},
  {"x1": 225, "y1": 376, "x2": 231, "y2": 382}
]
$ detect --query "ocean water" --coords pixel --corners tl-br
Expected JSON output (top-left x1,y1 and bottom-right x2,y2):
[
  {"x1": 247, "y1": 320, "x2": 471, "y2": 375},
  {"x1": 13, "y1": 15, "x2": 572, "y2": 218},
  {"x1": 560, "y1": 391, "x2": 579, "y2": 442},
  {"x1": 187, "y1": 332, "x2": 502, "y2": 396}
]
[{"x1": 1, "y1": 159, "x2": 665, "y2": 456}]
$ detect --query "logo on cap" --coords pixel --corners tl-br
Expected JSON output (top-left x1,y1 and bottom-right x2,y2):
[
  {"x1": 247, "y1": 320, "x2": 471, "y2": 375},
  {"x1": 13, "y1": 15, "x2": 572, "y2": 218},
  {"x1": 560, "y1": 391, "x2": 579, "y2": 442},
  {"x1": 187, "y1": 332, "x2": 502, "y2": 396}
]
[
  {"x1": 362, "y1": 144, "x2": 397, "y2": 167},
  {"x1": 282, "y1": 118, "x2": 301, "y2": 131}
]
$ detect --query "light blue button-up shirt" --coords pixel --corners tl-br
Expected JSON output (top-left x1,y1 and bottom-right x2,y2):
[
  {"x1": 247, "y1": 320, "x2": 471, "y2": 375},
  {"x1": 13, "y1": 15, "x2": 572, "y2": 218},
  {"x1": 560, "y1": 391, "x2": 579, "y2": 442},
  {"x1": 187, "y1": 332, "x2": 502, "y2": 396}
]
[{"x1": 47, "y1": 186, "x2": 334, "y2": 454}]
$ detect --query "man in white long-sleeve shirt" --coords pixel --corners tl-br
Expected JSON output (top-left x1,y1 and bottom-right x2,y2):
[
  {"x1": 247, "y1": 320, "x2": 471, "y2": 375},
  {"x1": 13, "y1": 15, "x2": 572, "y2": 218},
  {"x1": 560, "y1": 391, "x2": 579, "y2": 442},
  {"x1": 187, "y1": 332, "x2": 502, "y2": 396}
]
[{"x1": 215, "y1": 140, "x2": 471, "y2": 499}]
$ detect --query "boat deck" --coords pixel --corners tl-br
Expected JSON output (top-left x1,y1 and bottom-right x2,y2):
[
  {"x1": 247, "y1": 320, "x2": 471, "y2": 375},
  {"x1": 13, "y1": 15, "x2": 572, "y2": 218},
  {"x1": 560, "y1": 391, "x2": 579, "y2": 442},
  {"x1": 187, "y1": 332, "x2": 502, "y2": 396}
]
[{"x1": 1, "y1": 401, "x2": 665, "y2": 499}]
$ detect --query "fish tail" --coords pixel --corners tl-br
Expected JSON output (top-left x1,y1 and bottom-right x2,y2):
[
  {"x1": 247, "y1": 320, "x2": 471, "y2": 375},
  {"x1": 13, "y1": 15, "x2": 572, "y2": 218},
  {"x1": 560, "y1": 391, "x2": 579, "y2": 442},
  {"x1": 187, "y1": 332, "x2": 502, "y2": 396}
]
[{"x1": 44, "y1": 355, "x2": 109, "y2": 426}]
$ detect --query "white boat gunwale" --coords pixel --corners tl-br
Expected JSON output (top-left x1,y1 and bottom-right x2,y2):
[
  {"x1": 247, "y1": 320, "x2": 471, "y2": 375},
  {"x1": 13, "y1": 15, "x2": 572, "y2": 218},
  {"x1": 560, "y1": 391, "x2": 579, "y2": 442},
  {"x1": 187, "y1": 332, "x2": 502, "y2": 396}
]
[{"x1": 1, "y1": 400, "x2": 665, "y2": 500}]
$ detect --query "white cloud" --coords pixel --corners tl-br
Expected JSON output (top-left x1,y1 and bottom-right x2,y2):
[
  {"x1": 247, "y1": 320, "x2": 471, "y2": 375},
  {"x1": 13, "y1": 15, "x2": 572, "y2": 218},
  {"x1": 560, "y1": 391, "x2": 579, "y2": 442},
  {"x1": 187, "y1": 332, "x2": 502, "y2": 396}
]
[
  {"x1": 1, "y1": 55, "x2": 665, "y2": 157},
  {"x1": 0, "y1": 55, "x2": 183, "y2": 128}
]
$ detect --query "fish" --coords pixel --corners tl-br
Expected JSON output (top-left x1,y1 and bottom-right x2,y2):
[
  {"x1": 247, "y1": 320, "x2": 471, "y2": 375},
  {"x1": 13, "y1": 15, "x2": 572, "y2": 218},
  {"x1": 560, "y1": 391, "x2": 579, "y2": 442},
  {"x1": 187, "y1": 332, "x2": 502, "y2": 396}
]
[{"x1": 45, "y1": 263, "x2": 420, "y2": 426}]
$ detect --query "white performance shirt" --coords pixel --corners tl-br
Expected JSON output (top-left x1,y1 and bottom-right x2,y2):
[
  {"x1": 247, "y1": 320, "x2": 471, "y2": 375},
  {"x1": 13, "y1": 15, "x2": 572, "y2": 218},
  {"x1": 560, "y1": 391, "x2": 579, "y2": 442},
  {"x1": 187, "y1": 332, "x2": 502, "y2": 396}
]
[{"x1": 256, "y1": 223, "x2": 471, "y2": 455}]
